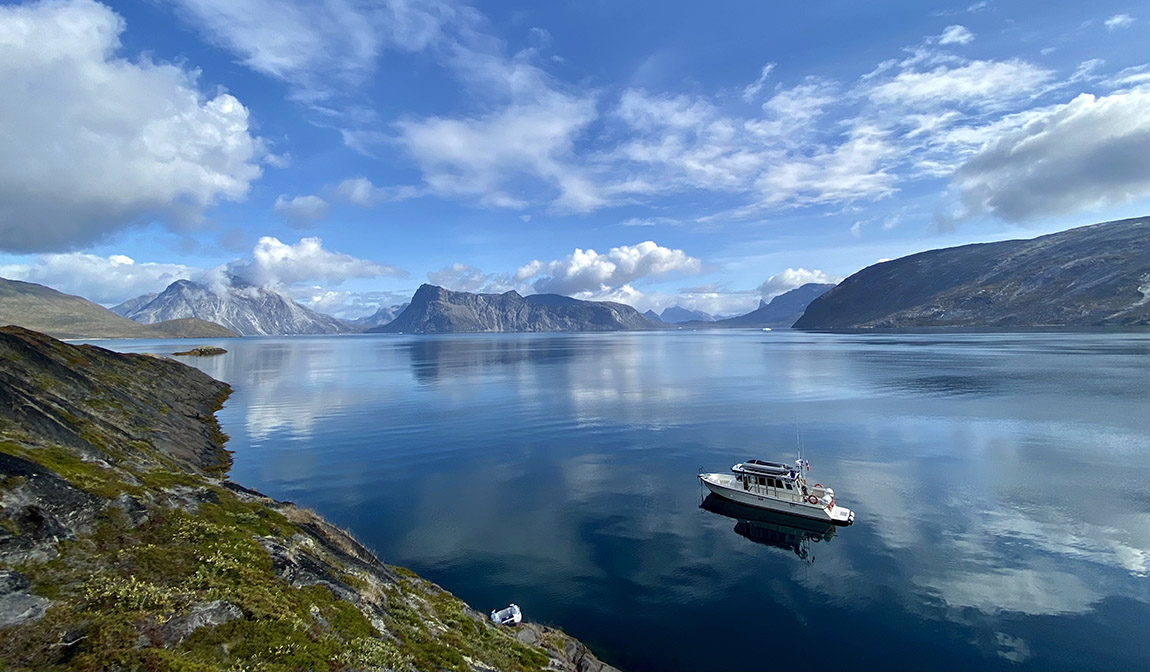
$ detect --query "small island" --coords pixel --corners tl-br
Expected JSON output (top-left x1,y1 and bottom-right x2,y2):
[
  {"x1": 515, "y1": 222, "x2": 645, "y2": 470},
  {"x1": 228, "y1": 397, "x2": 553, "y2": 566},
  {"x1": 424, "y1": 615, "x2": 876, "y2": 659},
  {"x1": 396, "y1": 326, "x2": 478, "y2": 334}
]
[{"x1": 173, "y1": 345, "x2": 228, "y2": 356}]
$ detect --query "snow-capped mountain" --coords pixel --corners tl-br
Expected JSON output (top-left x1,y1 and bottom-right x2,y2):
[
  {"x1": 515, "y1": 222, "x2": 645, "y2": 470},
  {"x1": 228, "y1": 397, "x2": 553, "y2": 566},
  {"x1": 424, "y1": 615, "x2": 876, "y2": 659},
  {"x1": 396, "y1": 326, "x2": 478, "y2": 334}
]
[{"x1": 113, "y1": 278, "x2": 349, "y2": 336}]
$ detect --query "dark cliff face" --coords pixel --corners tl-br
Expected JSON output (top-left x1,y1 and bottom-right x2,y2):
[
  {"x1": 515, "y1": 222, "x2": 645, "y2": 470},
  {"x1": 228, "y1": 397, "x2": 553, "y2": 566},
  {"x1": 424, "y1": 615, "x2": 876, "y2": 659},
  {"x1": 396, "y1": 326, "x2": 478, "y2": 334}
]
[
  {"x1": 0, "y1": 327, "x2": 618, "y2": 672},
  {"x1": 795, "y1": 217, "x2": 1150, "y2": 329},
  {"x1": 371, "y1": 284, "x2": 656, "y2": 333}
]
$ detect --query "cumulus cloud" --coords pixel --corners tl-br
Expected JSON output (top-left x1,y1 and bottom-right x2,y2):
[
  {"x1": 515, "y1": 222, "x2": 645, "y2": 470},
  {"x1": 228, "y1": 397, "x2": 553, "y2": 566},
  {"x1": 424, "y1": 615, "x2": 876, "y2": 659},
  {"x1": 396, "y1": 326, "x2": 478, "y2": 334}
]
[
  {"x1": 0, "y1": 0, "x2": 264, "y2": 254},
  {"x1": 950, "y1": 89, "x2": 1150, "y2": 222},
  {"x1": 0, "y1": 253, "x2": 196, "y2": 304},
  {"x1": 937, "y1": 25, "x2": 974, "y2": 45},
  {"x1": 758, "y1": 268, "x2": 841, "y2": 299},
  {"x1": 274, "y1": 194, "x2": 330, "y2": 226},
  {"x1": 517, "y1": 241, "x2": 701, "y2": 295},
  {"x1": 1104, "y1": 14, "x2": 1135, "y2": 31},
  {"x1": 228, "y1": 236, "x2": 406, "y2": 288}
]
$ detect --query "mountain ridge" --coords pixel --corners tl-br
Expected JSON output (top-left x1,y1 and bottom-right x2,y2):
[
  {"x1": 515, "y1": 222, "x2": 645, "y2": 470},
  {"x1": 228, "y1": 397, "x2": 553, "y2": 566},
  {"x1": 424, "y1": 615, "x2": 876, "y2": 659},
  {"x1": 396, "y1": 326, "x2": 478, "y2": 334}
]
[
  {"x1": 116, "y1": 278, "x2": 348, "y2": 336},
  {"x1": 371, "y1": 284, "x2": 656, "y2": 333},
  {"x1": 0, "y1": 277, "x2": 237, "y2": 339},
  {"x1": 794, "y1": 217, "x2": 1150, "y2": 329}
]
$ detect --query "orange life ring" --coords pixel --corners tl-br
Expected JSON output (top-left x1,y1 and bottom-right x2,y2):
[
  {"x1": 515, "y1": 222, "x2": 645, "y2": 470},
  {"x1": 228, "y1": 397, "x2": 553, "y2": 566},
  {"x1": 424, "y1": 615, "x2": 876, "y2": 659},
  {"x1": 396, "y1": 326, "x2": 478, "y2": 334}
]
[
  {"x1": 814, "y1": 483, "x2": 823, "y2": 488},
  {"x1": 807, "y1": 495, "x2": 818, "y2": 505}
]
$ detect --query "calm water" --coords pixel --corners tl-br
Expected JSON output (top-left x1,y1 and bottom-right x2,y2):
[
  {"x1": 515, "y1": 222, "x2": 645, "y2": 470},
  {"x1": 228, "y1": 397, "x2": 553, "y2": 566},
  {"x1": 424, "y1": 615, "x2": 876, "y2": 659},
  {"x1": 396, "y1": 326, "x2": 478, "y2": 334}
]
[{"x1": 93, "y1": 331, "x2": 1150, "y2": 671}]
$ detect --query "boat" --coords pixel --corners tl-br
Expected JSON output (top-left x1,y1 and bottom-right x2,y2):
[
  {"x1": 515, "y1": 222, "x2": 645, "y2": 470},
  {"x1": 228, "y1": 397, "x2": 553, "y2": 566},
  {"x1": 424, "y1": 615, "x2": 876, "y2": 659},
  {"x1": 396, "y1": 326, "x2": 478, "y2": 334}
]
[
  {"x1": 490, "y1": 603, "x2": 522, "y2": 626},
  {"x1": 700, "y1": 494, "x2": 835, "y2": 562},
  {"x1": 698, "y1": 458, "x2": 855, "y2": 525}
]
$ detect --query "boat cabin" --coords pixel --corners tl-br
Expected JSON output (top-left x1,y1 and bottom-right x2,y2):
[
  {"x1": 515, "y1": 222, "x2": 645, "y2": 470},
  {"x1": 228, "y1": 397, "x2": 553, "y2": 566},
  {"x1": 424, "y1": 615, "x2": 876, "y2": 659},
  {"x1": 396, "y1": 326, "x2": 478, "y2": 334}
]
[{"x1": 733, "y1": 469, "x2": 802, "y2": 499}]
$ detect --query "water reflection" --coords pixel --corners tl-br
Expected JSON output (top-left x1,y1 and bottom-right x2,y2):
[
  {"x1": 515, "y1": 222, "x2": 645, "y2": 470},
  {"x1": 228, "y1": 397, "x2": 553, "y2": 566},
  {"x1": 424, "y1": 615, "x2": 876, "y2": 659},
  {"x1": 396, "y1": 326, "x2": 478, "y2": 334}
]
[
  {"x1": 85, "y1": 331, "x2": 1150, "y2": 672},
  {"x1": 700, "y1": 494, "x2": 835, "y2": 562},
  {"x1": 404, "y1": 336, "x2": 578, "y2": 384}
]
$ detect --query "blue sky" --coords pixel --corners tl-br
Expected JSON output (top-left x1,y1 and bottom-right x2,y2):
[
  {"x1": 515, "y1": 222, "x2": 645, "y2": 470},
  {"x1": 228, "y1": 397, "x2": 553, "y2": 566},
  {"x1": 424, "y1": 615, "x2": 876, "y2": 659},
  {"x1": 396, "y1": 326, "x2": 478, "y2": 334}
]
[{"x1": 0, "y1": 0, "x2": 1147, "y2": 317}]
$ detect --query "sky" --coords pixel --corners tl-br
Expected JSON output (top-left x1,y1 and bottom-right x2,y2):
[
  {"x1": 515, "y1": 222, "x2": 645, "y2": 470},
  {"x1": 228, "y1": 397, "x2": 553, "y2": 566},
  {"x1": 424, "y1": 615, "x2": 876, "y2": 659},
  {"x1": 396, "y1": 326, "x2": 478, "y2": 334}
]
[{"x1": 0, "y1": 0, "x2": 1147, "y2": 318}]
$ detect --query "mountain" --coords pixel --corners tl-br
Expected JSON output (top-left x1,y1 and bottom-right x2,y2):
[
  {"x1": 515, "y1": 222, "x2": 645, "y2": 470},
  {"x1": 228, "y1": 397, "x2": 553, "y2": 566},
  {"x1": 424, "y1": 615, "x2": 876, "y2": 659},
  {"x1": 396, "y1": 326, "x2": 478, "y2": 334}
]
[
  {"x1": 370, "y1": 284, "x2": 656, "y2": 333},
  {"x1": 117, "y1": 278, "x2": 348, "y2": 336},
  {"x1": 663, "y1": 284, "x2": 836, "y2": 329},
  {"x1": 346, "y1": 302, "x2": 410, "y2": 330},
  {"x1": 108, "y1": 292, "x2": 157, "y2": 316},
  {"x1": 794, "y1": 217, "x2": 1150, "y2": 329},
  {"x1": 714, "y1": 283, "x2": 836, "y2": 328},
  {"x1": 0, "y1": 278, "x2": 237, "y2": 339},
  {"x1": 0, "y1": 326, "x2": 616, "y2": 672},
  {"x1": 660, "y1": 306, "x2": 714, "y2": 323},
  {"x1": 643, "y1": 309, "x2": 663, "y2": 322}
]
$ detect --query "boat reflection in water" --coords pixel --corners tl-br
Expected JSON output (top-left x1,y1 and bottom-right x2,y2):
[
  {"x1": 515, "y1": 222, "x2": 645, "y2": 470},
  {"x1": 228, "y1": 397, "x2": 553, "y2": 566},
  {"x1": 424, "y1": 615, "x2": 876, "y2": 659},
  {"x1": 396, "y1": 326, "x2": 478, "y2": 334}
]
[{"x1": 700, "y1": 494, "x2": 835, "y2": 563}]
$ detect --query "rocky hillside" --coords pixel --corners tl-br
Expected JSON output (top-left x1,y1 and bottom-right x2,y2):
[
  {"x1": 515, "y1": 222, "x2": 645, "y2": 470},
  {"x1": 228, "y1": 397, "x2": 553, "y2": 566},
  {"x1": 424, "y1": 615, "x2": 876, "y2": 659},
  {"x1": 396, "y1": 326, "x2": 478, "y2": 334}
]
[
  {"x1": 0, "y1": 326, "x2": 618, "y2": 672},
  {"x1": 115, "y1": 278, "x2": 348, "y2": 336},
  {"x1": 0, "y1": 278, "x2": 237, "y2": 340},
  {"x1": 372, "y1": 284, "x2": 655, "y2": 333},
  {"x1": 795, "y1": 217, "x2": 1150, "y2": 329}
]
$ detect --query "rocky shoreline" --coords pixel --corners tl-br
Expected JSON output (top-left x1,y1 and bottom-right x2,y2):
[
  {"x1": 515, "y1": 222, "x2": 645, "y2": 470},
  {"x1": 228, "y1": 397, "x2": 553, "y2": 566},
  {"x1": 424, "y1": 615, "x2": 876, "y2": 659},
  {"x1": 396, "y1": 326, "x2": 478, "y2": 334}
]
[{"x1": 0, "y1": 326, "x2": 618, "y2": 671}]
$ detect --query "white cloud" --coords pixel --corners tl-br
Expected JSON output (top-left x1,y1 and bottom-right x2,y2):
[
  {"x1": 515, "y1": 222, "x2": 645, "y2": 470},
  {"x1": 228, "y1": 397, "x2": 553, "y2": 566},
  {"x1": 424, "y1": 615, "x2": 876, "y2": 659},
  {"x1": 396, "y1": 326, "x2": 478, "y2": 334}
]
[
  {"x1": 273, "y1": 194, "x2": 330, "y2": 226},
  {"x1": 867, "y1": 58, "x2": 1054, "y2": 111},
  {"x1": 850, "y1": 221, "x2": 863, "y2": 238},
  {"x1": 168, "y1": 0, "x2": 450, "y2": 103},
  {"x1": 951, "y1": 89, "x2": 1150, "y2": 222},
  {"x1": 0, "y1": 0, "x2": 264, "y2": 253},
  {"x1": 1104, "y1": 14, "x2": 1135, "y2": 31},
  {"x1": 517, "y1": 241, "x2": 702, "y2": 295},
  {"x1": 0, "y1": 253, "x2": 196, "y2": 304},
  {"x1": 741, "y1": 62, "x2": 776, "y2": 102},
  {"x1": 331, "y1": 177, "x2": 424, "y2": 207},
  {"x1": 937, "y1": 25, "x2": 974, "y2": 45},
  {"x1": 426, "y1": 263, "x2": 516, "y2": 293},
  {"x1": 396, "y1": 89, "x2": 601, "y2": 212},
  {"x1": 229, "y1": 236, "x2": 406, "y2": 288},
  {"x1": 758, "y1": 268, "x2": 841, "y2": 299}
]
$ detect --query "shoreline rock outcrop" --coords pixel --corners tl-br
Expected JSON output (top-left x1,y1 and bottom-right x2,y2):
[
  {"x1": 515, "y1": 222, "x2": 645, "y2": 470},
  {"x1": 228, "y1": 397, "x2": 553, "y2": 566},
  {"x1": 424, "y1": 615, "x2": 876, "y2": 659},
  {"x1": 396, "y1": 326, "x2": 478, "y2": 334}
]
[{"x1": 0, "y1": 326, "x2": 618, "y2": 671}]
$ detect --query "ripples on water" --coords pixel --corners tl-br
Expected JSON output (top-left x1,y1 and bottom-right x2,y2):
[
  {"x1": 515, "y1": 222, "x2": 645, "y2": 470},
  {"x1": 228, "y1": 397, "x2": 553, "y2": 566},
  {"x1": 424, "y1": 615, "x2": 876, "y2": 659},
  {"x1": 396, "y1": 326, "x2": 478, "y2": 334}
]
[{"x1": 96, "y1": 331, "x2": 1150, "y2": 671}]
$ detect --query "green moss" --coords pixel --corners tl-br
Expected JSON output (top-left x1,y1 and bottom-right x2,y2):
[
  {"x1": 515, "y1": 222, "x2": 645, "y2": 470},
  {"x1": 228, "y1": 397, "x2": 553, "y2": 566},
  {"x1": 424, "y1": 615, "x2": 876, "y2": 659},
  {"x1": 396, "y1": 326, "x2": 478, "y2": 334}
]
[
  {"x1": 378, "y1": 583, "x2": 549, "y2": 672},
  {"x1": 392, "y1": 565, "x2": 419, "y2": 579},
  {"x1": 0, "y1": 441, "x2": 129, "y2": 499}
]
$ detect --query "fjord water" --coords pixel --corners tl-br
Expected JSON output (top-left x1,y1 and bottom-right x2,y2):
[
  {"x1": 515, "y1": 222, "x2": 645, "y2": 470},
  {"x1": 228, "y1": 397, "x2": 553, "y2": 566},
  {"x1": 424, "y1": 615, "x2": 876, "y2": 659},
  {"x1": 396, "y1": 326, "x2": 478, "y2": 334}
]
[{"x1": 97, "y1": 331, "x2": 1149, "y2": 671}]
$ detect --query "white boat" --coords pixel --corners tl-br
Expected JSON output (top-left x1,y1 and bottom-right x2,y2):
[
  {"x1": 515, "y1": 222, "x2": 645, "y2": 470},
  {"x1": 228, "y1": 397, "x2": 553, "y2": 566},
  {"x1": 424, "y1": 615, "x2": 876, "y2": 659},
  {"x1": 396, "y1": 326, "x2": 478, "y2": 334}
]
[
  {"x1": 490, "y1": 603, "x2": 522, "y2": 626},
  {"x1": 698, "y1": 458, "x2": 855, "y2": 525}
]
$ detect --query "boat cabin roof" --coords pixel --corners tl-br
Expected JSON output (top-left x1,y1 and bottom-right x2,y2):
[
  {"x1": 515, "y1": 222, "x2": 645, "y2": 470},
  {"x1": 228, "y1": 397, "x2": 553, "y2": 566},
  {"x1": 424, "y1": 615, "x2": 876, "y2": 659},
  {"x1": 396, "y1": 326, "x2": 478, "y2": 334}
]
[{"x1": 733, "y1": 460, "x2": 797, "y2": 477}]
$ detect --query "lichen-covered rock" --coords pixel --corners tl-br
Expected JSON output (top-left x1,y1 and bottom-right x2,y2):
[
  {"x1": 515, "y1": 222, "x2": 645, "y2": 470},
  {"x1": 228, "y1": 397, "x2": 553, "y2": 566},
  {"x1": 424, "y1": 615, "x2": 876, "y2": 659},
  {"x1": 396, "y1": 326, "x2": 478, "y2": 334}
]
[
  {"x1": 0, "y1": 571, "x2": 49, "y2": 627},
  {"x1": 159, "y1": 600, "x2": 242, "y2": 647}
]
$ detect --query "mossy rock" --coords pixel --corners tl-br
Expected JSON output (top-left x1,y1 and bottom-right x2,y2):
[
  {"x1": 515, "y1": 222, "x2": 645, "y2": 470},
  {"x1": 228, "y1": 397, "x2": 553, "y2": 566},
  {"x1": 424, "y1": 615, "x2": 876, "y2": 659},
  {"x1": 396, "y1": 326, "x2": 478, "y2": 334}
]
[{"x1": 172, "y1": 346, "x2": 227, "y2": 356}]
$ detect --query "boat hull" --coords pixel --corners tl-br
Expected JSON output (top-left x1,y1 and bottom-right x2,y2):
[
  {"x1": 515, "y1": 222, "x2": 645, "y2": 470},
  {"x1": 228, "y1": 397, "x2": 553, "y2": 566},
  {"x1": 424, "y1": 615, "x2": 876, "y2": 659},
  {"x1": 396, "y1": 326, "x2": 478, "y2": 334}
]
[{"x1": 698, "y1": 473, "x2": 855, "y2": 525}]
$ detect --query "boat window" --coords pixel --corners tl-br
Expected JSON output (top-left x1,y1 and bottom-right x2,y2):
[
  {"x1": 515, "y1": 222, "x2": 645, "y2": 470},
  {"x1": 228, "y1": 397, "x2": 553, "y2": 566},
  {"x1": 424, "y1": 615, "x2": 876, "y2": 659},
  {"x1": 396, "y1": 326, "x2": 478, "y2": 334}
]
[
  {"x1": 785, "y1": 483, "x2": 793, "y2": 490},
  {"x1": 757, "y1": 476, "x2": 766, "y2": 486}
]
